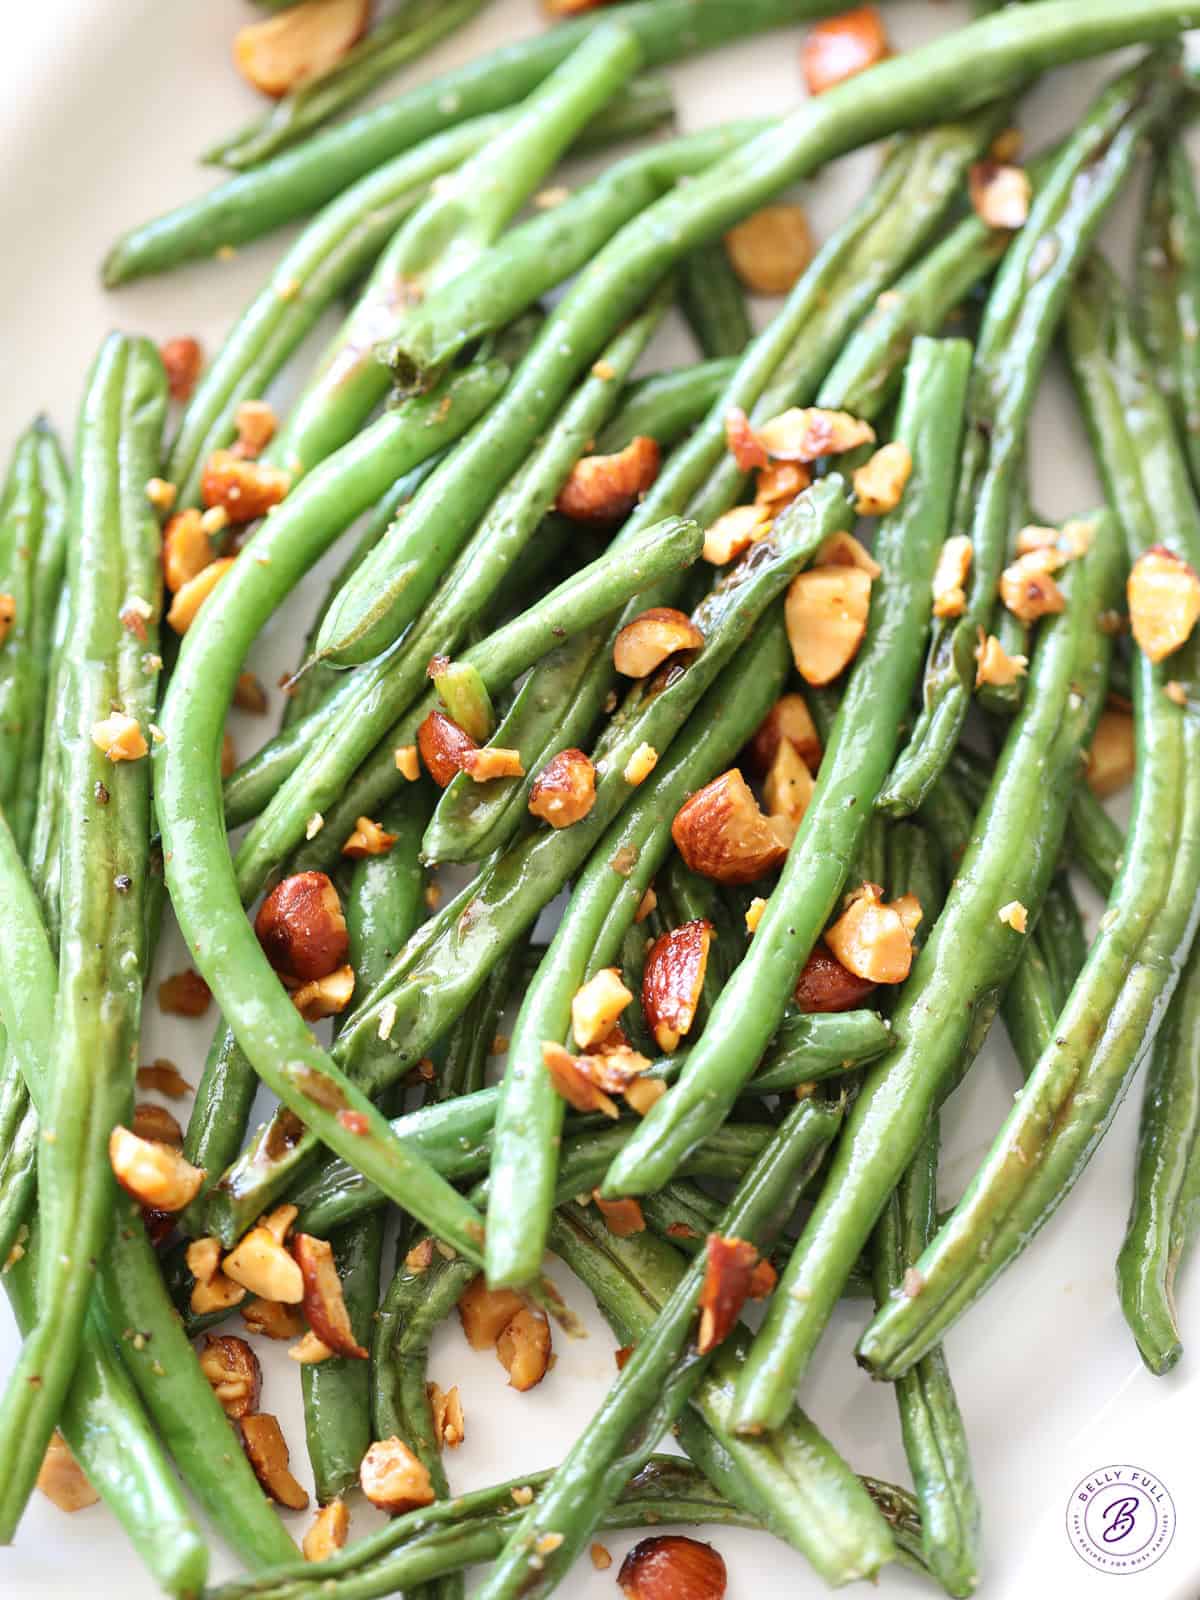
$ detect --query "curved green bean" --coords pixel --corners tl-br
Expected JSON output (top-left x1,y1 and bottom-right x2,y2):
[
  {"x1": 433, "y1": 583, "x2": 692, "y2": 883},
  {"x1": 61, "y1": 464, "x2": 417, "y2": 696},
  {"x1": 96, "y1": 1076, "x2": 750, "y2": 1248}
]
[{"x1": 1137, "y1": 135, "x2": 1200, "y2": 493}]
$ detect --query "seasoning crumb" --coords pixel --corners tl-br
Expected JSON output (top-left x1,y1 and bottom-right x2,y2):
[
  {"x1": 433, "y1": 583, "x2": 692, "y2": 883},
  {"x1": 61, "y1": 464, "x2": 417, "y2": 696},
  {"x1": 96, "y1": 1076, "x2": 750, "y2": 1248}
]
[{"x1": 512, "y1": 1486, "x2": 534, "y2": 1506}]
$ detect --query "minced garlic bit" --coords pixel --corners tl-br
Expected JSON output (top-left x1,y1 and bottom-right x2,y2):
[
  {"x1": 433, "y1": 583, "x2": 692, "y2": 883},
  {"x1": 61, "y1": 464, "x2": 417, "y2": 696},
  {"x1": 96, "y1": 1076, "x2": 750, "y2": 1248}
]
[
  {"x1": 394, "y1": 744, "x2": 421, "y2": 781},
  {"x1": 305, "y1": 812, "x2": 324, "y2": 840},
  {"x1": 932, "y1": 535, "x2": 973, "y2": 619},
  {"x1": 998, "y1": 901, "x2": 1028, "y2": 933},
  {"x1": 974, "y1": 630, "x2": 1028, "y2": 690}
]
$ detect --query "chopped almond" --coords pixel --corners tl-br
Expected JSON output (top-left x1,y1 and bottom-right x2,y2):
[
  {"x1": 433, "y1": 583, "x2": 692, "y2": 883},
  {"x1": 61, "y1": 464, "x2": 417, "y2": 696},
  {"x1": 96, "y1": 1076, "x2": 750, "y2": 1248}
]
[
  {"x1": 109, "y1": 1126, "x2": 204, "y2": 1212},
  {"x1": 571, "y1": 967, "x2": 633, "y2": 1049},
  {"x1": 242, "y1": 1297, "x2": 305, "y2": 1340},
  {"x1": 625, "y1": 1075, "x2": 667, "y2": 1116},
  {"x1": 288, "y1": 1331, "x2": 334, "y2": 1365},
  {"x1": 642, "y1": 920, "x2": 712, "y2": 1053},
  {"x1": 614, "y1": 607, "x2": 704, "y2": 678},
  {"x1": 825, "y1": 883, "x2": 921, "y2": 984},
  {"x1": 458, "y1": 1277, "x2": 526, "y2": 1350},
  {"x1": 234, "y1": 400, "x2": 277, "y2": 459},
  {"x1": 999, "y1": 551, "x2": 1065, "y2": 624},
  {"x1": 255, "y1": 870, "x2": 348, "y2": 982},
  {"x1": 1086, "y1": 706, "x2": 1135, "y2": 798},
  {"x1": 201, "y1": 451, "x2": 291, "y2": 524},
  {"x1": 427, "y1": 1383, "x2": 465, "y2": 1449},
  {"x1": 241, "y1": 1415, "x2": 309, "y2": 1510},
  {"x1": 303, "y1": 1500, "x2": 350, "y2": 1562},
  {"x1": 1127, "y1": 546, "x2": 1200, "y2": 662},
  {"x1": 969, "y1": 161, "x2": 1031, "y2": 230},
  {"x1": 341, "y1": 815, "x2": 398, "y2": 858},
  {"x1": 292, "y1": 965, "x2": 355, "y2": 1022},
  {"x1": 785, "y1": 566, "x2": 872, "y2": 685},
  {"x1": 815, "y1": 529, "x2": 882, "y2": 579},
  {"x1": 223, "y1": 1225, "x2": 305, "y2": 1304},
  {"x1": 749, "y1": 1259, "x2": 778, "y2": 1300},
  {"x1": 461, "y1": 746, "x2": 525, "y2": 782},
  {"x1": 974, "y1": 630, "x2": 1028, "y2": 690},
  {"x1": 748, "y1": 694, "x2": 822, "y2": 776},
  {"x1": 262, "y1": 1205, "x2": 298, "y2": 1246},
  {"x1": 1014, "y1": 522, "x2": 1063, "y2": 556},
  {"x1": 158, "y1": 968, "x2": 211, "y2": 1017},
  {"x1": 592, "y1": 1543, "x2": 614, "y2": 1571},
  {"x1": 291, "y1": 1233, "x2": 368, "y2": 1359},
  {"x1": 756, "y1": 407, "x2": 875, "y2": 463},
  {"x1": 635, "y1": 886, "x2": 658, "y2": 923},
  {"x1": 556, "y1": 436, "x2": 660, "y2": 525},
  {"x1": 618, "y1": 1535, "x2": 727, "y2": 1600},
  {"x1": 542, "y1": 1042, "x2": 620, "y2": 1118},
  {"x1": 763, "y1": 739, "x2": 814, "y2": 824},
  {"x1": 91, "y1": 712, "x2": 148, "y2": 762},
  {"x1": 998, "y1": 901, "x2": 1028, "y2": 932},
  {"x1": 160, "y1": 337, "x2": 203, "y2": 403},
  {"x1": 703, "y1": 503, "x2": 771, "y2": 566},
  {"x1": 394, "y1": 744, "x2": 421, "y2": 781},
  {"x1": 198, "y1": 1335, "x2": 261, "y2": 1419},
  {"x1": 1166, "y1": 680, "x2": 1189, "y2": 706},
  {"x1": 137, "y1": 1059, "x2": 191, "y2": 1098},
  {"x1": 755, "y1": 460, "x2": 812, "y2": 511},
  {"x1": 234, "y1": 0, "x2": 369, "y2": 98},
  {"x1": 417, "y1": 709, "x2": 478, "y2": 788},
  {"x1": 932, "y1": 535, "x2": 973, "y2": 620},
  {"x1": 146, "y1": 478, "x2": 177, "y2": 515},
  {"x1": 725, "y1": 205, "x2": 814, "y2": 296},
  {"x1": 697, "y1": 1235, "x2": 759, "y2": 1354},
  {"x1": 794, "y1": 941, "x2": 879, "y2": 1012},
  {"x1": 167, "y1": 555, "x2": 235, "y2": 634},
  {"x1": 672, "y1": 769, "x2": 787, "y2": 884},
  {"x1": 0, "y1": 593, "x2": 14, "y2": 645},
  {"x1": 528, "y1": 747, "x2": 596, "y2": 828},
  {"x1": 802, "y1": 6, "x2": 890, "y2": 94},
  {"x1": 1059, "y1": 518, "x2": 1095, "y2": 560},
  {"x1": 624, "y1": 742, "x2": 659, "y2": 786},
  {"x1": 853, "y1": 441, "x2": 912, "y2": 516},
  {"x1": 594, "y1": 1193, "x2": 646, "y2": 1237},
  {"x1": 496, "y1": 1307, "x2": 552, "y2": 1391},
  {"x1": 360, "y1": 1436, "x2": 436, "y2": 1513},
  {"x1": 188, "y1": 1237, "x2": 247, "y2": 1316},
  {"x1": 745, "y1": 897, "x2": 768, "y2": 935},
  {"x1": 132, "y1": 1102, "x2": 183, "y2": 1147},
  {"x1": 725, "y1": 407, "x2": 769, "y2": 472},
  {"x1": 37, "y1": 1433, "x2": 99, "y2": 1514}
]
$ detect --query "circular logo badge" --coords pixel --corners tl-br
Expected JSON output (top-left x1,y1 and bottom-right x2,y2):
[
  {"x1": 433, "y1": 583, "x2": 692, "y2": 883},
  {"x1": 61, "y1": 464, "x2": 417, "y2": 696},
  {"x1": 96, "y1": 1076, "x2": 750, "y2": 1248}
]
[{"x1": 1066, "y1": 1466, "x2": 1176, "y2": 1575}]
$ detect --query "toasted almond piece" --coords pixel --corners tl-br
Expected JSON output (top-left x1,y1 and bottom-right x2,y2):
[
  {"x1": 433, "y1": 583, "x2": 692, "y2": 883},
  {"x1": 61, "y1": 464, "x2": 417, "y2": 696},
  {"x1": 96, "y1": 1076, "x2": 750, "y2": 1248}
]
[
  {"x1": 594, "y1": 1192, "x2": 646, "y2": 1237},
  {"x1": 288, "y1": 1331, "x2": 334, "y2": 1364},
  {"x1": 201, "y1": 451, "x2": 291, "y2": 524},
  {"x1": 931, "y1": 535, "x2": 972, "y2": 619},
  {"x1": 755, "y1": 460, "x2": 812, "y2": 512},
  {"x1": 542, "y1": 1042, "x2": 620, "y2": 1118},
  {"x1": 635, "y1": 887, "x2": 658, "y2": 924},
  {"x1": 624, "y1": 742, "x2": 659, "y2": 786},
  {"x1": 292, "y1": 965, "x2": 355, "y2": 1022},
  {"x1": 0, "y1": 593, "x2": 14, "y2": 645},
  {"x1": 137, "y1": 1059, "x2": 191, "y2": 1098},
  {"x1": 292, "y1": 1233, "x2": 368, "y2": 1359},
  {"x1": 998, "y1": 901, "x2": 1028, "y2": 933},
  {"x1": 625, "y1": 1075, "x2": 667, "y2": 1116},
  {"x1": 571, "y1": 967, "x2": 633, "y2": 1050},
  {"x1": 458, "y1": 1276, "x2": 527, "y2": 1349},
  {"x1": 529, "y1": 747, "x2": 596, "y2": 828},
  {"x1": 91, "y1": 711, "x2": 148, "y2": 762},
  {"x1": 160, "y1": 336, "x2": 204, "y2": 402},
  {"x1": 255, "y1": 870, "x2": 348, "y2": 982},
  {"x1": 614, "y1": 607, "x2": 704, "y2": 678},
  {"x1": 826, "y1": 882, "x2": 920, "y2": 984},
  {"x1": 853, "y1": 441, "x2": 912, "y2": 517},
  {"x1": 158, "y1": 968, "x2": 212, "y2": 1017},
  {"x1": 427, "y1": 1382, "x2": 465, "y2": 1449},
  {"x1": 592, "y1": 1542, "x2": 614, "y2": 1571},
  {"x1": 241, "y1": 1414, "x2": 309, "y2": 1510},
  {"x1": 234, "y1": 0, "x2": 369, "y2": 98},
  {"x1": 801, "y1": 5, "x2": 889, "y2": 94},
  {"x1": 1014, "y1": 522, "x2": 1061, "y2": 556},
  {"x1": 234, "y1": 400, "x2": 278, "y2": 459},
  {"x1": 702, "y1": 503, "x2": 771, "y2": 566},
  {"x1": 1086, "y1": 706, "x2": 1135, "y2": 798},
  {"x1": 642, "y1": 920, "x2": 713, "y2": 1054},
  {"x1": 341, "y1": 815, "x2": 398, "y2": 858},
  {"x1": 224, "y1": 1225, "x2": 305, "y2": 1304},
  {"x1": 785, "y1": 566, "x2": 872, "y2": 685},
  {"x1": 815, "y1": 529, "x2": 882, "y2": 579},
  {"x1": 496, "y1": 1307, "x2": 552, "y2": 1391},
  {"x1": 146, "y1": 476, "x2": 177, "y2": 513},
  {"x1": 697, "y1": 1235, "x2": 759, "y2": 1354},
  {"x1": 461, "y1": 745, "x2": 525, "y2": 782},
  {"x1": 725, "y1": 205, "x2": 814, "y2": 296},
  {"x1": 198, "y1": 1334, "x2": 262, "y2": 1419},
  {"x1": 999, "y1": 552, "x2": 1065, "y2": 624},
  {"x1": 163, "y1": 508, "x2": 216, "y2": 593},
  {"x1": 672, "y1": 769, "x2": 787, "y2": 885},
  {"x1": 242, "y1": 1297, "x2": 305, "y2": 1340},
  {"x1": 37, "y1": 1432, "x2": 99, "y2": 1514},
  {"x1": 167, "y1": 556, "x2": 236, "y2": 634},
  {"x1": 749, "y1": 1259, "x2": 778, "y2": 1300},
  {"x1": 132, "y1": 1102, "x2": 184, "y2": 1148},
  {"x1": 556, "y1": 436, "x2": 660, "y2": 525},
  {"x1": 360, "y1": 1437, "x2": 436, "y2": 1514},
  {"x1": 188, "y1": 1238, "x2": 247, "y2": 1315},
  {"x1": 394, "y1": 744, "x2": 421, "y2": 781},
  {"x1": 109, "y1": 1127, "x2": 204, "y2": 1212},
  {"x1": 745, "y1": 897, "x2": 768, "y2": 935},
  {"x1": 763, "y1": 739, "x2": 815, "y2": 825},
  {"x1": 261, "y1": 1205, "x2": 298, "y2": 1246},
  {"x1": 1059, "y1": 518, "x2": 1095, "y2": 560},
  {"x1": 1128, "y1": 545, "x2": 1200, "y2": 662},
  {"x1": 756, "y1": 407, "x2": 875, "y2": 463},
  {"x1": 417, "y1": 709, "x2": 478, "y2": 788},
  {"x1": 974, "y1": 629, "x2": 1028, "y2": 690},
  {"x1": 968, "y1": 161, "x2": 1031, "y2": 229},
  {"x1": 303, "y1": 1499, "x2": 350, "y2": 1563},
  {"x1": 618, "y1": 1534, "x2": 727, "y2": 1600},
  {"x1": 794, "y1": 941, "x2": 880, "y2": 1012},
  {"x1": 724, "y1": 407, "x2": 769, "y2": 472},
  {"x1": 748, "y1": 693, "x2": 822, "y2": 776}
]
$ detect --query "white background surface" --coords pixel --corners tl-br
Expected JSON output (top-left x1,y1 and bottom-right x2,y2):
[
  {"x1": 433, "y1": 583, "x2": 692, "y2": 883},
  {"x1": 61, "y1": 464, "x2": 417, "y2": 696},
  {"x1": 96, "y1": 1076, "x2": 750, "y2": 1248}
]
[{"x1": 1, "y1": 2, "x2": 1198, "y2": 1597}]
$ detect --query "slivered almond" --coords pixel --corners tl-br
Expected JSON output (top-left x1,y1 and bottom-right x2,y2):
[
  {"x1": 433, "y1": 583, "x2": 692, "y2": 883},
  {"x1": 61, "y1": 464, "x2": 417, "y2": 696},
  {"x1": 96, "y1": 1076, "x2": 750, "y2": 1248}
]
[
  {"x1": 725, "y1": 407, "x2": 769, "y2": 472},
  {"x1": 968, "y1": 161, "x2": 1031, "y2": 229},
  {"x1": 291, "y1": 965, "x2": 355, "y2": 1022},
  {"x1": 642, "y1": 920, "x2": 712, "y2": 1053},
  {"x1": 697, "y1": 1235, "x2": 759, "y2": 1354},
  {"x1": 853, "y1": 442, "x2": 911, "y2": 516},
  {"x1": 461, "y1": 746, "x2": 525, "y2": 782},
  {"x1": 725, "y1": 205, "x2": 814, "y2": 296},
  {"x1": 91, "y1": 712, "x2": 148, "y2": 762},
  {"x1": 816, "y1": 529, "x2": 881, "y2": 578},
  {"x1": 763, "y1": 739, "x2": 814, "y2": 824},
  {"x1": 497, "y1": 1307, "x2": 552, "y2": 1391},
  {"x1": 748, "y1": 694, "x2": 822, "y2": 775},
  {"x1": 825, "y1": 882, "x2": 921, "y2": 984},
  {"x1": 556, "y1": 436, "x2": 660, "y2": 525},
  {"x1": 571, "y1": 968, "x2": 633, "y2": 1050},
  {"x1": 785, "y1": 566, "x2": 872, "y2": 684},
  {"x1": 1086, "y1": 706, "x2": 1135, "y2": 798},
  {"x1": 702, "y1": 504, "x2": 770, "y2": 566},
  {"x1": 427, "y1": 1382, "x2": 465, "y2": 1449},
  {"x1": 198, "y1": 1335, "x2": 261, "y2": 1419},
  {"x1": 161, "y1": 337, "x2": 203, "y2": 402},
  {"x1": 417, "y1": 710, "x2": 478, "y2": 788},
  {"x1": 223, "y1": 1225, "x2": 305, "y2": 1303},
  {"x1": 614, "y1": 607, "x2": 704, "y2": 677},
  {"x1": 37, "y1": 1433, "x2": 99, "y2": 1514},
  {"x1": 794, "y1": 941, "x2": 878, "y2": 1012},
  {"x1": 529, "y1": 748, "x2": 596, "y2": 828},
  {"x1": 241, "y1": 1414, "x2": 308, "y2": 1510},
  {"x1": 303, "y1": 1500, "x2": 350, "y2": 1562},
  {"x1": 341, "y1": 816, "x2": 398, "y2": 858},
  {"x1": 201, "y1": 452, "x2": 291, "y2": 523},
  {"x1": 1128, "y1": 546, "x2": 1200, "y2": 662},
  {"x1": 999, "y1": 551, "x2": 1065, "y2": 624},
  {"x1": 255, "y1": 871, "x2": 348, "y2": 982},
  {"x1": 457, "y1": 1277, "x2": 526, "y2": 1350},
  {"x1": 292, "y1": 1233, "x2": 368, "y2": 1359},
  {"x1": 234, "y1": 0, "x2": 369, "y2": 98},
  {"x1": 974, "y1": 630, "x2": 1027, "y2": 690},
  {"x1": 167, "y1": 556, "x2": 235, "y2": 634},
  {"x1": 109, "y1": 1127, "x2": 204, "y2": 1212},
  {"x1": 757, "y1": 407, "x2": 874, "y2": 462}
]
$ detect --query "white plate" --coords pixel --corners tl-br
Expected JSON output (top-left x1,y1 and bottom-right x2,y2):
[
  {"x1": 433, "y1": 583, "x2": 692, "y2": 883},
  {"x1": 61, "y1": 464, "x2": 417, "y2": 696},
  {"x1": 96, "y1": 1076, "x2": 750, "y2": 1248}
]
[{"x1": 2, "y1": 3, "x2": 1198, "y2": 1596}]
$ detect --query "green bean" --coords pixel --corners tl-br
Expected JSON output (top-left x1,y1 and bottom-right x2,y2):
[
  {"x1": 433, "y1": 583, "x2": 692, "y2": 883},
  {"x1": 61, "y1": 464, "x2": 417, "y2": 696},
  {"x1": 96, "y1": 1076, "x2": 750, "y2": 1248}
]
[
  {"x1": 854, "y1": 256, "x2": 1200, "y2": 1382},
  {"x1": 268, "y1": 24, "x2": 643, "y2": 482},
  {"x1": 103, "y1": 0, "x2": 837, "y2": 284},
  {"x1": 1066, "y1": 782, "x2": 1125, "y2": 897},
  {"x1": 1136, "y1": 136, "x2": 1200, "y2": 493},
  {"x1": 440, "y1": 943, "x2": 523, "y2": 1101},
  {"x1": 485, "y1": 610, "x2": 793, "y2": 1287},
  {"x1": 872, "y1": 1118, "x2": 981, "y2": 1598},
  {"x1": 208, "y1": 0, "x2": 492, "y2": 171},
  {"x1": 677, "y1": 239, "x2": 755, "y2": 358},
  {"x1": 478, "y1": 1098, "x2": 849, "y2": 1600},
  {"x1": 877, "y1": 55, "x2": 1177, "y2": 816},
  {"x1": 604, "y1": 337, "x2": 972, "y2": 1203},
  {"x1": 0, "y1": 336, "x2": 166, "y2": 1541},
  {"x1": 0, "y1": 418, "x2": 69, "y2": 856},
  {"x1": 973, "y1": 461, "x2": 1033, "y2": 717},
  {"x1": 598, "y1": 358, "x2": 738, "y2": 455},
  {"x1": 735, "y1": 506, "x2": 1122, "y2": 1428}
]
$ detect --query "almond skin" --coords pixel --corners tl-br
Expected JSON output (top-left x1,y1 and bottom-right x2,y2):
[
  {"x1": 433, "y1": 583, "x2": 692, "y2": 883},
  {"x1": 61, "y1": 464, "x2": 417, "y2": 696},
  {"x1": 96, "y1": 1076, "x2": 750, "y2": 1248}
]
[
  {"x1": 642, "y1": 920, "x2": 713, "y2": 1053},
  {"x1": 697, "y1": 1235, "x2": 759, "y2": 1355},
  {"x1": 528, "y1": 748, "x2": 596, "y2": 828},
  {"x1": 418, "y1": 709, "x2": 479, "y2": 788},
  {"x1": 556, "y1": 436, "x2": 660, "y2": 525},
  {"x1": 618, "y1": 1535, "x2": 727, "y2": 1600},
  {"x1": 291, "y1": 1233, "x2": 368, "y2": 1360},
  {"x1": 671, "y1": 770, "x2": 787, "y2": 885},
  {"x1": 747, "y1": 693, "x2": 822, "y2": 775},
  {"x1": 160, "y1": 337, "x2": 203, "y2": 403},
  {"x1": 613, "y1": 608, "x2": 704, "y2": 678},
  {"x1": 793, "y1": 942, "x2": 879, "y2": 1013},
  {"x1": 254, "y1": 870, "x2": 348, "y2": 982},
  {"x1": 241, "y1": 1415, "x2": 309, "y2": 1510}
]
